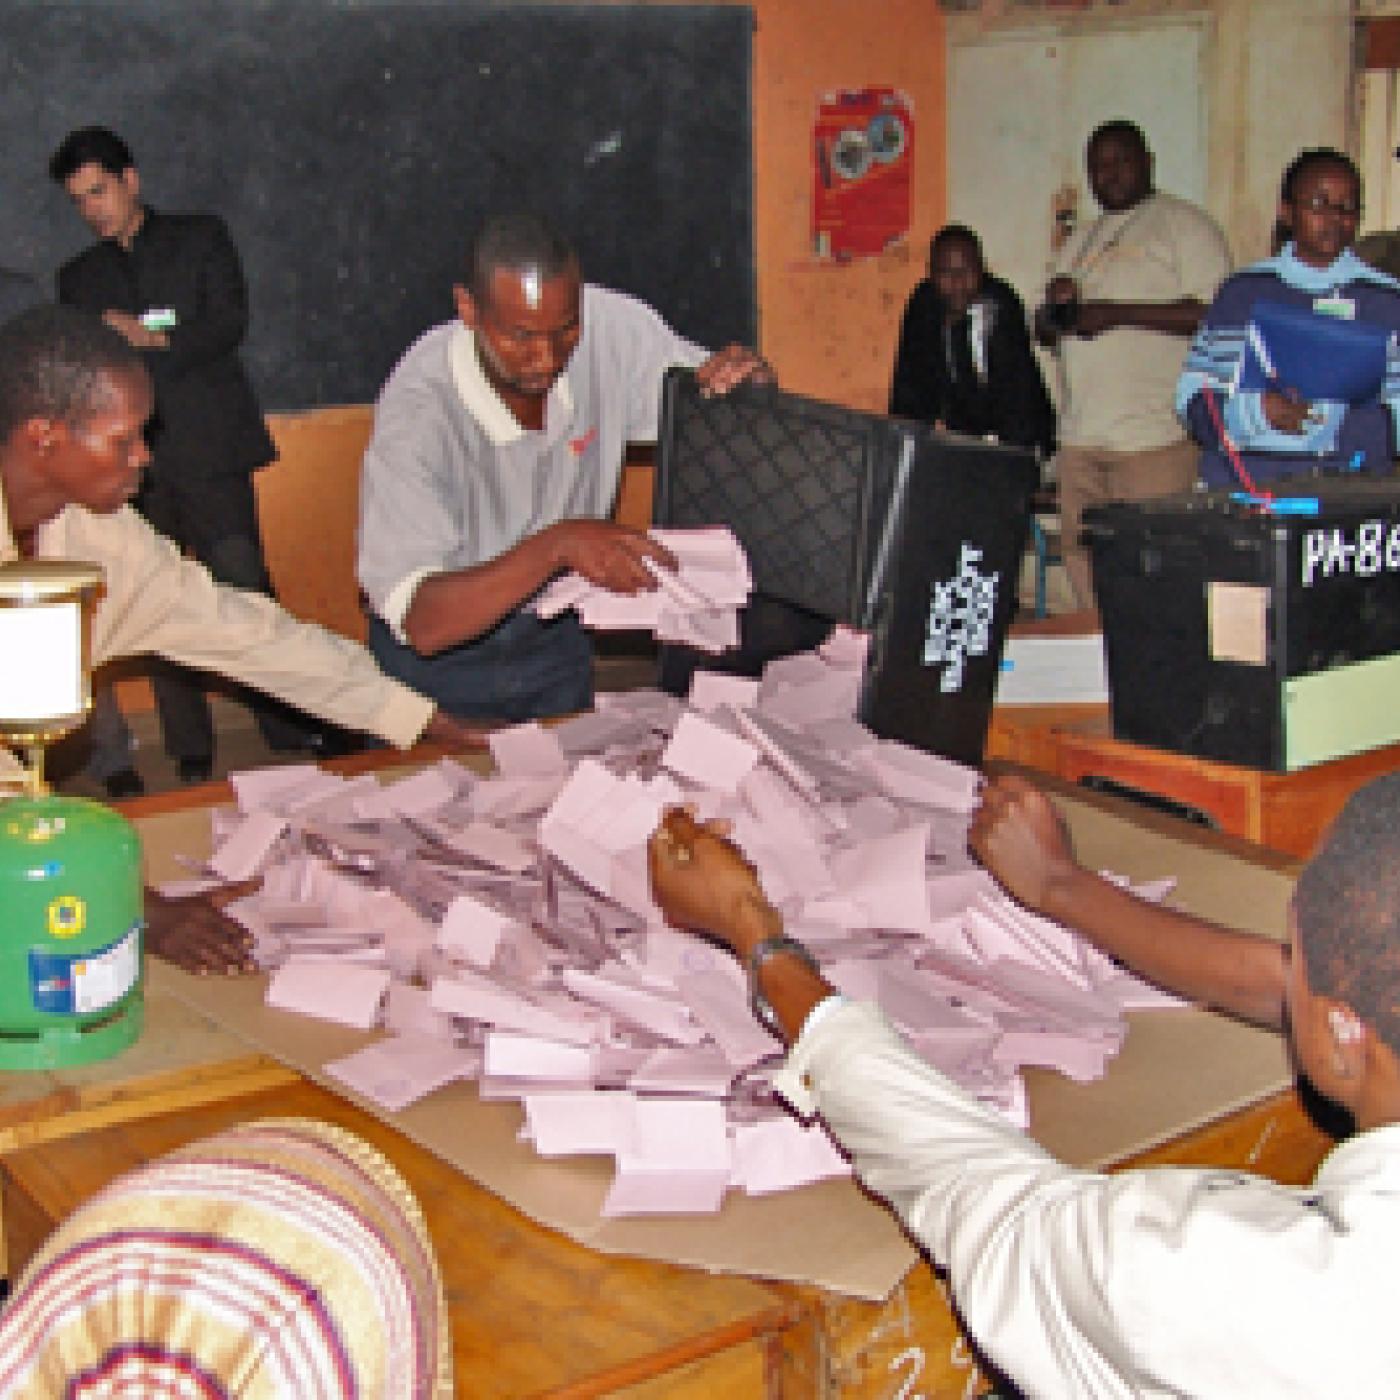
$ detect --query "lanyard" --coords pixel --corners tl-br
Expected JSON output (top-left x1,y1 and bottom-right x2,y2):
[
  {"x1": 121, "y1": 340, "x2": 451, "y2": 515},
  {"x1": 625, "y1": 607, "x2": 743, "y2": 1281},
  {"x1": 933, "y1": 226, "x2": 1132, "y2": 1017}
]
[{"x1": 1066, "y1": 195, "x2": 1155, "y2": 286}]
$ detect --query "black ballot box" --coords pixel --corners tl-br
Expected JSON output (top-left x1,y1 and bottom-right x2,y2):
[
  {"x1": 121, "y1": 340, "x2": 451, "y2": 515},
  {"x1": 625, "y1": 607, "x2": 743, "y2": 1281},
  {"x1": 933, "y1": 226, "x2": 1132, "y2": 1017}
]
[
  {"x1": 855, "y1": 431, "x2": 1037, "y2": 765},
  {"x1": 655, "y1": 369, "x2": 1037, "y2": 765},
  {"x1": 1085, "y1": 479, "x2": 1400, "y2": 771}
]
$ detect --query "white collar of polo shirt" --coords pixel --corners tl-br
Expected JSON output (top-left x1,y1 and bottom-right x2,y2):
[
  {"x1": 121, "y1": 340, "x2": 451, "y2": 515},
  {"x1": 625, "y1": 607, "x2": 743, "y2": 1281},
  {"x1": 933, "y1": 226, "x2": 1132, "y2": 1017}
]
[{"x1": 447, "y1": 322, "x2": 574, "y2": 446}]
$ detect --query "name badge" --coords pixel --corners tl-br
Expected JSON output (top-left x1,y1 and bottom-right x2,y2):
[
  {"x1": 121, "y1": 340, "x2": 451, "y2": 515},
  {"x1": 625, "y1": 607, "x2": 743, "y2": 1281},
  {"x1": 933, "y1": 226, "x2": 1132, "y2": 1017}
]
[
  {"x1": 140, "y1": 307, "x2": 178, "y2": 331},
  {"x1": 1312, "y1": 295, "x2": 1355, "y2": 321}
]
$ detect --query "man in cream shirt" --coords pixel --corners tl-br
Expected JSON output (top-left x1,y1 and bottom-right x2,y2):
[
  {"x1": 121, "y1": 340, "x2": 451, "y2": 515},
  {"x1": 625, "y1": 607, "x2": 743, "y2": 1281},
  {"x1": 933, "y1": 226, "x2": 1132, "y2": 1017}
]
[
  {"x1": 1036, "y1": 120, "x2": 1231, "y2": 609},
  {"x1": 0, "y1": 305, "x2": 482, "y2": 793}
]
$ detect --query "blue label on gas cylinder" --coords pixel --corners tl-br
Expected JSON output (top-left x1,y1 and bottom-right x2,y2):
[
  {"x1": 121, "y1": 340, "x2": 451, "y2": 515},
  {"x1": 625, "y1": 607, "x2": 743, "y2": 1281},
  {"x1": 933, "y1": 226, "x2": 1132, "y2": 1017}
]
[{"x1": 29, "y1": 923, "x2": 141, "y2": 1015}]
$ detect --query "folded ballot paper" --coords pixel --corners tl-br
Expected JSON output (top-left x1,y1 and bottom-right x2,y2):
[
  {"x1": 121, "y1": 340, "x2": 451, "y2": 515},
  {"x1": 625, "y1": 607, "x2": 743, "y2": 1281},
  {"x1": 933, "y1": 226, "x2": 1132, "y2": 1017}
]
[
  {"x1": 171, "y1": 635, "x2": 1187, "y2": 1224},
  {"x1": 534, "y1": 525, "x2": 752, "y2": 652},
  {"x1": 1239, "y1": 298, "x2": 1392, "y2": 405}
]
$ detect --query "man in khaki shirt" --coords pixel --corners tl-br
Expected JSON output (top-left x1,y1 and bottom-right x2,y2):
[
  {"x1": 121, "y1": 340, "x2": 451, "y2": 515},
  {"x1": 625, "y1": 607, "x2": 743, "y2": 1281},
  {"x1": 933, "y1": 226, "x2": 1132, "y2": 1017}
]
[
  {"x1": 0, "y1": 305, "x2": 484, "y2": 964},
  {"x1": 1037, "y1": 120, "x2": 1232, "y2": 608}
]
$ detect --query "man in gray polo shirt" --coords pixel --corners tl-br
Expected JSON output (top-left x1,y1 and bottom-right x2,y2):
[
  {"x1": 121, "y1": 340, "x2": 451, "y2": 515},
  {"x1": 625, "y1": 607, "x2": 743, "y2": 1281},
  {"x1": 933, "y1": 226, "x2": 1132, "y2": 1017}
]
[{"x1": 357, "y1": 214, "x2": 770, "y2": 720}]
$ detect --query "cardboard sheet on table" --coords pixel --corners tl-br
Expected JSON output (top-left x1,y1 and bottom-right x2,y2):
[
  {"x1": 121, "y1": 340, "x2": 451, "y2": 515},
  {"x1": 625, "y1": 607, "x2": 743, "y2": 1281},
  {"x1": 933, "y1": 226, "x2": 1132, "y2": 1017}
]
[
  {"x1": 140, "y1": 765, "x2": 1296, "y2": 1303},
  {"x1": 326, "y1": 1035, "x2": 481, "y2": 1112}
]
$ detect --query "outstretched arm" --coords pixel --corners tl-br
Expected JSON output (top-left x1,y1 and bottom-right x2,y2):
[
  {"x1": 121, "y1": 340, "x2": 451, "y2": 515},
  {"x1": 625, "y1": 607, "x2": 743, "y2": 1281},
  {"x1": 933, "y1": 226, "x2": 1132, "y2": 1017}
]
[
  {"x1": 649, "y1": 808, "x2": 831, "y2": 1042},
  {"x1": 969, "y1": 775, "x2": 1288, "y2": 1030},
  {"x1": 402, "y1": 521, "x2": 677, "y2": 656}
]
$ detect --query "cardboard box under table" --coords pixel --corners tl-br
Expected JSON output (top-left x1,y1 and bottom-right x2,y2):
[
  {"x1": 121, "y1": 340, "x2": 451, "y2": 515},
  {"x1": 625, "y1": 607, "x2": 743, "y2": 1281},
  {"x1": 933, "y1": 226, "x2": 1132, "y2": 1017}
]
[{"x1": 0, "y1": 757, "x2": 1337, "y2": 1397}]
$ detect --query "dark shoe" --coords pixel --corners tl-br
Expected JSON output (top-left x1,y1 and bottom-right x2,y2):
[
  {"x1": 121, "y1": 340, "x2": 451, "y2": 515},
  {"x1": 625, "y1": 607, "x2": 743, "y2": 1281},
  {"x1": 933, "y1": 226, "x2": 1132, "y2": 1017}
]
[
  {"x1": 177, "y1": 757, "x2": 214, "y2": 785},
  {"x1": 103, "y1": 768, "x2": 146, "y2": 800},
  {"x1": 308, "y1": 728, "x2": 365, "y2": 760},
  {"x1": 266, "y1": 728, "x2": 364, "y2": 760}
]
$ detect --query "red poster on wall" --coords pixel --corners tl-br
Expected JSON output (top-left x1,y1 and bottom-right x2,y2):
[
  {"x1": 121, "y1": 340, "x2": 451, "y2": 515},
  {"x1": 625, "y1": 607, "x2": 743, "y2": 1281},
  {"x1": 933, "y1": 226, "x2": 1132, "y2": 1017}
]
[{"x1": 812, "y1": 87, "x2": 914, "y2": 261}]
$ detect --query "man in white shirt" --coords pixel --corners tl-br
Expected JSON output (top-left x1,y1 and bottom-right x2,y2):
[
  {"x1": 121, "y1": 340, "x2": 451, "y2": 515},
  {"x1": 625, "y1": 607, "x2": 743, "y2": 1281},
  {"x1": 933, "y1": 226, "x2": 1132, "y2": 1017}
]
[
  {"x1": 1036, "y1": 120, "x2": 1232, "y2": 610},
  {"x1": 649, "y1": 776, "x2": 1400, "y2": 1397},
  {"x1": 357, "y1": 213, "x2": 770, "y2": 721}
]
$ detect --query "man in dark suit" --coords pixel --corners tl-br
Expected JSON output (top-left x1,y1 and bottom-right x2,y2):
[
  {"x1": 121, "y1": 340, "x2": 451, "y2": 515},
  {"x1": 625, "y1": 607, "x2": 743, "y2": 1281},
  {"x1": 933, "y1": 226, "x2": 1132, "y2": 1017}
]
[
  {"x1": 50, "y1": 126, "x2": 316, "y2": 794},
  {"x1": 889, "y1": 224, "x2": 1055, "y2": 458}
]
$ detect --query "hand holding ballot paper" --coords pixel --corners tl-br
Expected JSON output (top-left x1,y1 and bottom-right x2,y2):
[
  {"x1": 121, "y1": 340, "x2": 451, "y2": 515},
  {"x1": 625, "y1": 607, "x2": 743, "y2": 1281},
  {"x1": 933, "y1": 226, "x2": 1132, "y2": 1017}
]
[{"x1": 1240, "y1": 299, "x2": 1392, "y2": 431}]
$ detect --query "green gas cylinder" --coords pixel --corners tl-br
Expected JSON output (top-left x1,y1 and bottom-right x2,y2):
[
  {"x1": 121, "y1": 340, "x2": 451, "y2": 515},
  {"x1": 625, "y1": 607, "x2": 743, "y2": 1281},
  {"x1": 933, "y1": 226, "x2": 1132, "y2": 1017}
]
[{"x1": 0, "y1": 794, "x2": 143, "y2": 1069}]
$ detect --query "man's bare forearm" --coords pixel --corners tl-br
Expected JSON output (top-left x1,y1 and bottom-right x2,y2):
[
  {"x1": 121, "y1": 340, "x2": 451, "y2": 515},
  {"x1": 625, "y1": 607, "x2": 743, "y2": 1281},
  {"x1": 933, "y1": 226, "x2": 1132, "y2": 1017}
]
[
  {"x1": 403, "y1": 529, "x2": 563, "y2": 655},
  {"x1": 1080, "y1": 298, "x2": 1206, "y2": 337},
  {"x1": 1039, "y1": 864, "x2": 1287, "y2": 1029}
]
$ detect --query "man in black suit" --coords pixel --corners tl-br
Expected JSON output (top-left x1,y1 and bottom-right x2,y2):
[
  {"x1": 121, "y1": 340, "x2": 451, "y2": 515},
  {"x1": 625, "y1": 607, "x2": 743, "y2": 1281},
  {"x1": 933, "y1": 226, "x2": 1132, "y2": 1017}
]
[{"x1": 50, "y1": 126, "x2": 316, "y2": 794}]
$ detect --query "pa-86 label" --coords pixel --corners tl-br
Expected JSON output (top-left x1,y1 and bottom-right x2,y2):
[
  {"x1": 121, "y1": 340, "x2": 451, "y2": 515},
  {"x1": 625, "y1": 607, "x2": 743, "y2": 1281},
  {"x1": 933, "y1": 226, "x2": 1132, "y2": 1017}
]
[{"x1": 1300, "y1": 519, "x2": 1400, "y2": 587}]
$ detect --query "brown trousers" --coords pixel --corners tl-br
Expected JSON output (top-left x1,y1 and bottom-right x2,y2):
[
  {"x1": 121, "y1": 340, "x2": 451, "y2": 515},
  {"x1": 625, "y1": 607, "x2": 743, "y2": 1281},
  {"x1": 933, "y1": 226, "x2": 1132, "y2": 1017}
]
[{"x1": 1054, "y1": 439, "x2": 1200, "y2": 610}]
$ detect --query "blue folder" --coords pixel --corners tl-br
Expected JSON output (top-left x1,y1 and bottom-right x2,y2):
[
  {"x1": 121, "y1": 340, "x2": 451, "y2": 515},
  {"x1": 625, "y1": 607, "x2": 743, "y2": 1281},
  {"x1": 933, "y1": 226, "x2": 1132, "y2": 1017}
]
[{"x1": 1238, "y1": 298, "x2": 1391, "y2": 405}]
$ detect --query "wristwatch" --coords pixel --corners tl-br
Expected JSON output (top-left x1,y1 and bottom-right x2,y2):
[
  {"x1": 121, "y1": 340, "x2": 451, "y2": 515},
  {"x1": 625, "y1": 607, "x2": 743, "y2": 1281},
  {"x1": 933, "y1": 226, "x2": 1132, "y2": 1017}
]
[{"x1": 746, "y1": 934, "x2": 820, "y2": 1036}]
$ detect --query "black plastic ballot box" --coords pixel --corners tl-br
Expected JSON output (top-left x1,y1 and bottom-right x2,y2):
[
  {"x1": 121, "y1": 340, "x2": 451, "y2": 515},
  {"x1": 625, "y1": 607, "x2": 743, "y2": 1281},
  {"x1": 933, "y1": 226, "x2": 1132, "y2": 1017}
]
[
  {"x1": 654, "y1": 370, "x2": 1037, "y2": 765},
  {"x1": 1085, "y1": 480, "x2": 1400, "y2": 771}
]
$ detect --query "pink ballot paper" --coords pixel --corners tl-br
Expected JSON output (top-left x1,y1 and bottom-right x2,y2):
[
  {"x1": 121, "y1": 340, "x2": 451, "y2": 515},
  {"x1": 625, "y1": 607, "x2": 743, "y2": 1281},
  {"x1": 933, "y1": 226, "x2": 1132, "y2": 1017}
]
[{"x1": 191, "y1": 638, "x2": 1193, "y2": 1233}]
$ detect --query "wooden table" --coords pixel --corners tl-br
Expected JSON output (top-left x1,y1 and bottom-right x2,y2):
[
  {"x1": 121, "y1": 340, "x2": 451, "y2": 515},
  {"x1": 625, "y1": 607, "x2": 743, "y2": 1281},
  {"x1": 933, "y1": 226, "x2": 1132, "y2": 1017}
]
[
  {"x1": 0, "y1": 1061, "x2": 1332, "y2": 1399},
  {"x1": 2, "y1": 1077, "x2": 796, "y2": 1399},
  {"x1": 987, "y1": 705, "x2": 1400, "y2": 861},
  {"x1": 1054, "y1": 719, "x2": 1400, "y2": 860},
  {"x1": 984, "y1": 611, "x2": 1400, "y2": 859},
  {"x1": 984, "y1": 700, "x2": 1106, "y2": 773},
  {"x1": 0, "y1": 758, "x2": 1340, "y2": 1398}
]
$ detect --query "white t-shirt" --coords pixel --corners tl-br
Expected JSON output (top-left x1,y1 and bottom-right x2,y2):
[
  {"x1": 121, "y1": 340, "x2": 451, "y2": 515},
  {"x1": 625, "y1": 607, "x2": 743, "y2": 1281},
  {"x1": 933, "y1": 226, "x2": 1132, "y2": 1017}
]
[{"x1": 1052, "y1": 192, "x2": 1232, "y2": 453}]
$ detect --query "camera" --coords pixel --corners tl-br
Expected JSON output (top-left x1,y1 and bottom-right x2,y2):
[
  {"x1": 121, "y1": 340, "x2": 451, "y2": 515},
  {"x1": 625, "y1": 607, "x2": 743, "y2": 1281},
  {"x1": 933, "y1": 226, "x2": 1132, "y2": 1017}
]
[{"x1": 1044, "y1": 296, "x2": 1080, "y2": 332}]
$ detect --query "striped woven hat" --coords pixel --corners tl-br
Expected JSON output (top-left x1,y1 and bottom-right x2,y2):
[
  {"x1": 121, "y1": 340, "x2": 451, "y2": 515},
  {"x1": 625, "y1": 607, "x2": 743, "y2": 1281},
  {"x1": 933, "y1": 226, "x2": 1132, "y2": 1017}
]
[{"x1": 0, "y1": 1117, "x2": 452, "y2": 1398}]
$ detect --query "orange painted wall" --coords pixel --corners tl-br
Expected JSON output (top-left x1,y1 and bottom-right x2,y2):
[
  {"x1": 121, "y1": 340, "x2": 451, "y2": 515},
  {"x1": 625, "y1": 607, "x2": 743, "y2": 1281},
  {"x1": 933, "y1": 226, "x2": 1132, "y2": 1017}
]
[{"x1": 750, "y1": 0, "x2": 946, "y2": 412}]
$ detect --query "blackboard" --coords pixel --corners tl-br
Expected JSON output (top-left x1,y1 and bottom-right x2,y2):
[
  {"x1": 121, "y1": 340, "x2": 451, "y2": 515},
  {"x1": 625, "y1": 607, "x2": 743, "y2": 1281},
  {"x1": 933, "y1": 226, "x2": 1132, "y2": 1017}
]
[{"x1": 0, "y1": 2, "x2": 755, "y2": 409}]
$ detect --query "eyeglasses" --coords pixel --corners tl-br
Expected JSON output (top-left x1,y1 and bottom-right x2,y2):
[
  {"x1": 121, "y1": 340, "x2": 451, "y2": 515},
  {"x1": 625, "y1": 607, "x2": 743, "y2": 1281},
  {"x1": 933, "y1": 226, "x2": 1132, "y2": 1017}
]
[{"x1": 1296, "y1": 195, "x2": 1363, "y2": 218}]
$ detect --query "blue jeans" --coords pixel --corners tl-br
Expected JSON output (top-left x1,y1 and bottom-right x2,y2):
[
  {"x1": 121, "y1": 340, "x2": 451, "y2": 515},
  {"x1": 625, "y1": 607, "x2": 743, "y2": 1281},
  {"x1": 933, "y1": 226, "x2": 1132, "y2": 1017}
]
[{"x1": 368, "y1": 608, "x2": 594, "y2": 722}]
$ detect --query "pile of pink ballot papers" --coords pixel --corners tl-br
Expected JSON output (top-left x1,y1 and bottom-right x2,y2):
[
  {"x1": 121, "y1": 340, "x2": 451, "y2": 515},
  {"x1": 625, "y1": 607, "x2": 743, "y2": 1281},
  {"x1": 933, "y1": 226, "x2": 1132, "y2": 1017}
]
[
  {"x1": 533, "y1": 525, "x2": 753, "y2": 652},
  {"x1": 169, "y1": 632, "x2": 1183, "y2": 1219}
]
